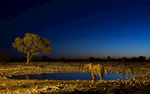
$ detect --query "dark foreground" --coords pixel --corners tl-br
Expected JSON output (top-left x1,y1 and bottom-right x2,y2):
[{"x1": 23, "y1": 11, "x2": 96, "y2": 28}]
[{"x1": 0, "y1": 62, "x2": 150, "y2": 94}]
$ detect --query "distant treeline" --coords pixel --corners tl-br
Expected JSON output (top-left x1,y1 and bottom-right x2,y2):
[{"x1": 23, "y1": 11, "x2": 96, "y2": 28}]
[{"x1": 0, "y1": 51, "x2": 149, "y2": 63}]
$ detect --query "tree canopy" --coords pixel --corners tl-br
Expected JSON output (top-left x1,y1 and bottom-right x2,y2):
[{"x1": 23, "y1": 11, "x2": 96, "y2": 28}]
[{"x1": 12, "y1": 33, "x2": 51, "y2": 65}]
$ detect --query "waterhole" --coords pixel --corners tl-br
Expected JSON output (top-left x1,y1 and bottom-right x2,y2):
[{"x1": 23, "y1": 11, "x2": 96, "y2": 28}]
[{"x1": 9, "y1": 72, "x2": 136, "y2": 80}]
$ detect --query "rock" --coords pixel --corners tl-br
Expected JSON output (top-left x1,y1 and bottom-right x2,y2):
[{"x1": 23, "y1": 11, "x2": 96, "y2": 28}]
[
  {"x1": 27, "y1": 90, "x2": 32, "y2": 94},
  {"x1": 49, "y1": 86, "x2": 61, "y2": 90}
]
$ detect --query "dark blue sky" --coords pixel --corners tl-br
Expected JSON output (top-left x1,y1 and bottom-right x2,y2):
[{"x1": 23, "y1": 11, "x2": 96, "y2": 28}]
[{"x1": 1, "y1": 0, "x2": 150, "y2": 58}]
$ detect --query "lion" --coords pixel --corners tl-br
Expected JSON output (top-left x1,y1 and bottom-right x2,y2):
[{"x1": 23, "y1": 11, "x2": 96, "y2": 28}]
[
  {"x1": 119, "y1": 66, "x2": 135, "y2": 80},
  {"x1": 84, "y1": 63, "x2": 104, "y2": 80}
]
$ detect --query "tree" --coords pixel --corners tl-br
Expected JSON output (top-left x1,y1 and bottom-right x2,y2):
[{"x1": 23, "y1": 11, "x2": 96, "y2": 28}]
[{"x1": 12, "y1": 33, "x2": 51, "y2": 65}]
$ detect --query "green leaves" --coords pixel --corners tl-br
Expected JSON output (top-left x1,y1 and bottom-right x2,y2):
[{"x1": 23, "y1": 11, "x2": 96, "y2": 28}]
[
  {"x1": 12, "y1": 37, "x2": 26, "y2": 53},
  {"x1": 12, "y1": 33, "x2": 51, "y2": 55},
  {"x1": 39, "y1": 38, "x2": 51, "y2": 53}
]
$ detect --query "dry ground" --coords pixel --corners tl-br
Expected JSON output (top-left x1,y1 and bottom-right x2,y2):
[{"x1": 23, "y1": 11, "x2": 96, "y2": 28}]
[{"x1": 0, "y1": 62, "x2": 150, "y2": 94}]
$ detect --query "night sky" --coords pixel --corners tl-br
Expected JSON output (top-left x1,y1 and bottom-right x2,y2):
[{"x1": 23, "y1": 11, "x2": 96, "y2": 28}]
[{"x1": 1, "y1": 0, "x2": 150, "y2": 58}]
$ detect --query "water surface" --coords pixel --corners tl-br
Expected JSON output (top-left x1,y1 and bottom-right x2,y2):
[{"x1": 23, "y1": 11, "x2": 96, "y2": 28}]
[{"x1": 9, "y1": 72, "x2": 136, "y2": 80}]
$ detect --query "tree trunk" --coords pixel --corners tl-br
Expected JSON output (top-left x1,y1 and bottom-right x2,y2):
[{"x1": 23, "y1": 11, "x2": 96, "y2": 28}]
[
  {"x1": 26, "y1": 52, "x2": 30, "y2": 65},
  {"x1": 26, "y1": 58, "x2": 30, "y2": 65}
]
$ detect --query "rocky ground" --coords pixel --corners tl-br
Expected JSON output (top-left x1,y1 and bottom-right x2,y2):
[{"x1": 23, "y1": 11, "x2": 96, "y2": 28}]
[{"x1": 0, "y1": 62, "x2": 150, "y2": 94}]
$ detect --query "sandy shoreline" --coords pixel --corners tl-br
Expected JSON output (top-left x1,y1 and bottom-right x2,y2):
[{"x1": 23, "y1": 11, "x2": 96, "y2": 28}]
[
  {"x1": 0, "y1": 62, "x2": 150, "y2": 94},
  {"x1": 0, "y1": 62, "x2": 150, "y2": 77}
]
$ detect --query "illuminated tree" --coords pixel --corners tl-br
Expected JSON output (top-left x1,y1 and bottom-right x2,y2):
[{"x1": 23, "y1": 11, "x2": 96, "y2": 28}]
[{"x1": 12, "y1": 33, "x2": 51, "y2": 65}]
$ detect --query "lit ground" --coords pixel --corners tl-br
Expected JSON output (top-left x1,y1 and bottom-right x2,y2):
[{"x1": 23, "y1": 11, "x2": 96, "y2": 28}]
[{"x1": 0, "y1": 62, "x2": 150, "y2": 94}]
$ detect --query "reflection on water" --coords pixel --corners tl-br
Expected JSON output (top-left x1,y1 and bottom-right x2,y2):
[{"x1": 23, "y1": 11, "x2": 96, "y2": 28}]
[{"x1": 9, "y1": 72, "x2": 136, "y2": 80}]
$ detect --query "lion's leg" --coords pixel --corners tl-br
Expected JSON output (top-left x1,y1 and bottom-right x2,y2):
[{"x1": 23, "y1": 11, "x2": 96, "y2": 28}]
[
  {"x1": 130, "y1": 74, "x2": 133, "y2": 80},
  {"x1": 130, "y1": 73, "x2": 135, "y2": 80},
  {"x1": 99, "y1": 72, "x2": 102, "y2": 80},
  {"x1": 102, "y1": 72, "x2": 105, "y2": 80},
  {"x1": 120, "y1": 73, "x2": 124, "y2": 80},
  {"x1": 126, "y1": 73, "x2": 129, "y2": 80},
  {"x1": 99, "y1": 71, "x2": 104, "y2": 80},
  {"x1": 102, "y1": 68, "x2": 105, "y2": 80},
  {"x1": 91, "y1": 73, "x2": 96, "y2": 81},
  {"x1": 130, "y1": 69, "x2": 135, "y2": 80}
]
